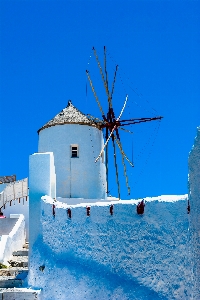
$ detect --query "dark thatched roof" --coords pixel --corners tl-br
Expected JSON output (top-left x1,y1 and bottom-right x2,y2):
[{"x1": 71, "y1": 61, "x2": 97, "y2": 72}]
[{"x1": 38, "y1": 100, "x2": 100, "y2": 134}]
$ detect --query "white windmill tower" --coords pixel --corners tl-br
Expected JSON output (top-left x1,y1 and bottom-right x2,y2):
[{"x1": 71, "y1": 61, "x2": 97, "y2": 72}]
[
  {"x1": 37, "y1": 100, "x2": 107, "y2": 200},
  {"x1": 28, "y1": 100, "x2": 107, "y2": 279}
]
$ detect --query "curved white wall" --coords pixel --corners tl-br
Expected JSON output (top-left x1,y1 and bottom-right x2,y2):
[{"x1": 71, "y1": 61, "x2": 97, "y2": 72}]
[{"x1": 38, "y1": 124, "x2": 106, "y2": 199}]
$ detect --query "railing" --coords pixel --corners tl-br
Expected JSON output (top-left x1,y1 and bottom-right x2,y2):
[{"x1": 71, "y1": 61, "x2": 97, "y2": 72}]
[{"x1": 0, "y1": 178, "x2": 28, "y2": 209}]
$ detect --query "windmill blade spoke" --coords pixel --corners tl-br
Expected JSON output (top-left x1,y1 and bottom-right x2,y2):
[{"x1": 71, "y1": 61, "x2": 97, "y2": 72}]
[
  {"x1": 119, "y1": 116, "x2": 163, "y2": 124},
  {"x1": 95, "y1": 125, "x2": 117, "y2": 163},
  {"x1": 86, "y1": 70, "x2": 105, "y2": 118},
  {"x1": 87, "y1": 47, "x2": 163, "y2": 199},
  {"x1": 114, "y1": 134, "x2": 131, "y2": 195},
  {"x1": 110, "y1": 64, "x2": 118, "y2": 103},
  {"x1": 110, "y1": 107, "x2": 116, "y2": 120},
  {"x1": 121, "y1": 150, "x2": 131, "y2": 195},
  {"x1": 119, "y1": 127, "x2": 133, "y2": 134},
  {"x1": 105, "y1": 127, "x2": 109, "y2": 193},
  {"x1": 87, "y1": 114, "x2": 106, "y2": 125},
  {"x1": 115, "y1": 127, "x2": 121, "y2": 141},
  {"x1": 114, "y1": 136, "x2": 134, "y2": 167},
  {"x1": 112, "y1": 137, "x2": 120, "y2": 199},
  {"x1": 104, "y1": 46, "x2": 109, "y2": 98},
  {"x1": 117, "y1": 95, "x2": 128, "y2": 120},
  {"x1": 92, "y1": 47, "x2": 109, "y2": 97},
  {"x1": 107, "y1": 65, "x2": 118, "y2": 109}
]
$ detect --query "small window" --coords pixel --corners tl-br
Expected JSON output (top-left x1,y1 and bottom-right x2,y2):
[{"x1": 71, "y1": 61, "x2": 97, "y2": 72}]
[{"x1": 71, "y1": 145, "x2": 79, "y2": 158}]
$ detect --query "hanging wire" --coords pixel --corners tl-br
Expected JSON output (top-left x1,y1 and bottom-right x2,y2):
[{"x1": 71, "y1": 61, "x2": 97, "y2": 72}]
[
  {"x1": 107, "y1": 50, "x2": 158, "y2": 115},
  {"x1": 85, "y1": 49, "x2": 93, "y2": 112},
  {"x1": 131, "y1": 120, "x2": 161, "y2": 188},
  {"x1": 132, "y1": 137, "x2": 134, "y2": 165}
]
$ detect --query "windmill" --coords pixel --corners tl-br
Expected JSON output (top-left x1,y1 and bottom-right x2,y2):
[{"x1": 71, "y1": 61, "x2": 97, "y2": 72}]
[{"x1": 86, "y1": 46, "x2": 163, "y2": 199}]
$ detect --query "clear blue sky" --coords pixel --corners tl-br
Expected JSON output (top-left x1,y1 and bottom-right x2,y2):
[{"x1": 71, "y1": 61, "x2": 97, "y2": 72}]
[{"x1": 0, "y1": 0, "x2": 199, "y2": 199}]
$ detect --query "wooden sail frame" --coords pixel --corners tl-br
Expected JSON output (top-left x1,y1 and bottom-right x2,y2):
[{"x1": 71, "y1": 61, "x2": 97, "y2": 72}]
[{"x1": 86, "y1": 46, "x2": 163, "y2": 199}]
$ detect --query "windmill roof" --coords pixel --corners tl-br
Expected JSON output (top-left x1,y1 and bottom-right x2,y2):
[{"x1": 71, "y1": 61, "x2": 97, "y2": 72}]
[{"x1": 38, "y1": 100, "x2": 100, "y2": 134}]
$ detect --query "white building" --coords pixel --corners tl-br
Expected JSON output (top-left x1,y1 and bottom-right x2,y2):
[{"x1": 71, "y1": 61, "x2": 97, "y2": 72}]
[
  {"x1": 28, "y1": 100, "x2": 107, "y2": 253},
  {"x1": 37, "y1": 100, "x2": 107, "y2": 199},
  {"x1": 1, "y1": 103, "x2": 198, "y2": 299}
]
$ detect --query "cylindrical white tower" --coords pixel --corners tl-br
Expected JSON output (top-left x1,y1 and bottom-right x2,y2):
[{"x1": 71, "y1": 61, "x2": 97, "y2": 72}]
[{"x1": 37, "y1": 100, "x2": 107, "y2": 199}]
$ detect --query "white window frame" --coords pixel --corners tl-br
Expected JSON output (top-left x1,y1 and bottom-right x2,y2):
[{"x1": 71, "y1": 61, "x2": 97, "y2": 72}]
[{"x1": 71, "y1": 144, "x2": 79, "y2": 158}]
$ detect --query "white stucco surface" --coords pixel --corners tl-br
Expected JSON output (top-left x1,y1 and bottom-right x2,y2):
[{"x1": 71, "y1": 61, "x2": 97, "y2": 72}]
[
  {"x1": 188, "y1": 126, "x2": 200, "y2": 299},
  {"x1": 0, "y1": 288, "x2": 41, "y2": 299},
  {"x1": 1, "y1": 197, "x2": 29, "y2": 240},
  {"x1": 38, "y1": 124, "x2": 106, "y2": 199},
  {"x1": 0, "y1": 214, "x2": 26, "y2": 264},
  {"x1": 0, "y1": 184, "x2": 7, "y2": 193},
  {"x1": 29, "y1": 152, "x2": 56, "y2": 252},
  {"x1": 27, "y1": 109, "x2": 199, "y2": 299},
  {"x1": 28, "y1": 194, "x2": 192, "y2": 300}
]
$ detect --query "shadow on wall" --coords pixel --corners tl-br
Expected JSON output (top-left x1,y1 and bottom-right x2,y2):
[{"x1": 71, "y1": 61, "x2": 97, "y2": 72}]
[
  {"x1": 28, "y1": 198, "x2": 192, "y2": 300},
  {"x1": 30, "y1": 237, "x2": 168, "y2": 300}
]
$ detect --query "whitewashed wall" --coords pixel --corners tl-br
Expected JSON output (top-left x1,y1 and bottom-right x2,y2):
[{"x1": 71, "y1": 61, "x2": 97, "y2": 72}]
[
  {"x1": 188, "y1": 126, "x2": 200, "y2": 299},
  {"x1": 0, "y1": 184, "x2": 7, "y2": 193},
  {"x1": 0, "y1": 179, "x2": 29, "y2": 240},
  {"x1": 28, "y1": 196, "x2": 191, "y2": 300},
  {"x1": 38, "y1": 124, "x2": 106, "y2": 199},
  {"x1": 0, "y1": 178, "x2": 28, "y2": 208},
  {"x1": 0, "y1": 214, "x2": 26, "y2": 264},
  {"x1": 1, "y1": 197, "x2": 29, "y2": 240},
  {"x1": 29, "y1": 152, "x2": 56, "y2": 253}
]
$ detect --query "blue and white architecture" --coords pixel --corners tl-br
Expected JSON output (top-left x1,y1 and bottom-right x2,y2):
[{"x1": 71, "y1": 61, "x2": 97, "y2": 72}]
[
  {"x1": 1, "y1": 101, "x2": 199, "y2": 299},
  {"x1": 27, "y1": 104, "x2": 200, "y2": 299},
  {"x1": 37, "y1": 100, "x2": 106, "y2": 199},
  {"x1": 28, "y1": 101, "x2": 107, "y2": 257}
]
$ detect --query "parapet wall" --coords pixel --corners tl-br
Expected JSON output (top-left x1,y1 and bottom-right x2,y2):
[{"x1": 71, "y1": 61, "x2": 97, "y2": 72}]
[
  {"x1": 0, "y1": 218, "x2": 17, "y2": 236},
  {"x1": 1, "y1": 197, "x2": 29, "y2": 240},
  {"x1": 0, "y1": 214, "x2": 26, "y2": 264},
  {"x1": 28, "y1": 195, "x2": 192, "y2": 300}
]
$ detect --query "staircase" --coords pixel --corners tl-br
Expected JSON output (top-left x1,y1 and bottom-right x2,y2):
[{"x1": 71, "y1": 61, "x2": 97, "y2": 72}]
[{"x1": 0, "y1": 243, "x2": 41, "y2": 299}]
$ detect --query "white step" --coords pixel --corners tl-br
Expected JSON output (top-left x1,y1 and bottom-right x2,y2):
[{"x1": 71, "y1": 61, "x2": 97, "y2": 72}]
[
  {"x1": 0, "y1": 268, "x2": 28, "y2": 277},
  {"x1": 0, "y1": 279, "x2": 23, "y2": 288},
  {"x1": 0, "y1": 288, "x2": 41, "y2": 299},
  {"x1": 8, "y1": 256, "x2": 28, "y2": 268},
  {"x1": 0, "y1": 248, "x2": 30, "y2": 292},
  {"x1": 0, "y1": 269, "x2": 28, "y2": 288},
  {"x1": 13, "y1": 250, "x2": 28, "y2": 256}
]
